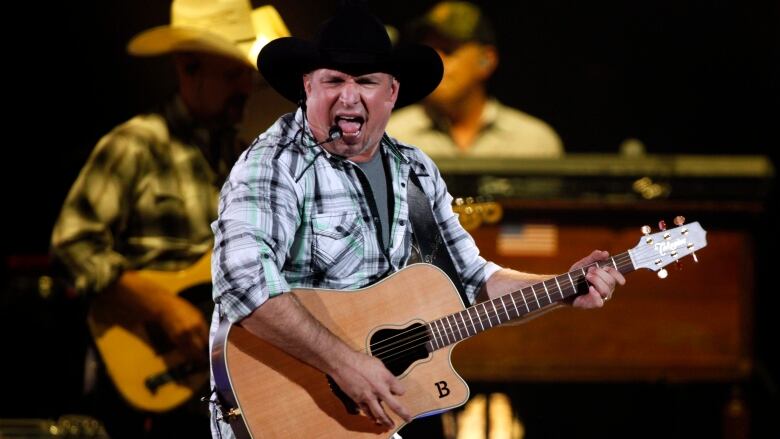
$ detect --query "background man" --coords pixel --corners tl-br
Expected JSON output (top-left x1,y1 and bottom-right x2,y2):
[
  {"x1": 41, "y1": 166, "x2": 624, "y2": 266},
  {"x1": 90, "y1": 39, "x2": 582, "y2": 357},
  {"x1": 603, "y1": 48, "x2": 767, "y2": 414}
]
[
  {"x1": 387, "y1": 1, "x2": 563, "y2": 158},
  {"x1": 51, "y1": 1, "x2": 289, "y2": 437}
]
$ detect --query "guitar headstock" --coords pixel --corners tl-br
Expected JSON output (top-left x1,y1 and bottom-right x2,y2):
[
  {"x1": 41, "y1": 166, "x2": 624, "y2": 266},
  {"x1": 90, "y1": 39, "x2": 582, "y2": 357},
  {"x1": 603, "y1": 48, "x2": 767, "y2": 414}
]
[
  {"x1": 453, "y1": 197, "x2": 504, "y2": 231},
  {"x1": 629, "y1": 217, "x2": 707, "y2": 277}
]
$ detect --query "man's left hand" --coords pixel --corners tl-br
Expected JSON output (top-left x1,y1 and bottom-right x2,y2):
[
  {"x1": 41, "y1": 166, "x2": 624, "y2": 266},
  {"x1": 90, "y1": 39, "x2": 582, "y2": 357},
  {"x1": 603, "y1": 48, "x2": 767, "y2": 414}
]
[{"x1": 569, "y1": 250, "x2": 626, "y2": 309}]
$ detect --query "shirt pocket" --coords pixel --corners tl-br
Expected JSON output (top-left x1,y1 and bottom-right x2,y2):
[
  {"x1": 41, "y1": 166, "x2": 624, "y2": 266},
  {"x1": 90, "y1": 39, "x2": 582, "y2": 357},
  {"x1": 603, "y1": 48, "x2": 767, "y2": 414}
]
[{"x1": 311, "y1": 212, "x2": 365, "y2": 279}]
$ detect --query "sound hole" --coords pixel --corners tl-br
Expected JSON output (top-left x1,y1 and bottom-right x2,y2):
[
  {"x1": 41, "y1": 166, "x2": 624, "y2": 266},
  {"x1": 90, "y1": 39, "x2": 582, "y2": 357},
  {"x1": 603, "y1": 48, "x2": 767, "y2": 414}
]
[{"x1": 370, "y1": 323, "x2": 431, "y2": 376}]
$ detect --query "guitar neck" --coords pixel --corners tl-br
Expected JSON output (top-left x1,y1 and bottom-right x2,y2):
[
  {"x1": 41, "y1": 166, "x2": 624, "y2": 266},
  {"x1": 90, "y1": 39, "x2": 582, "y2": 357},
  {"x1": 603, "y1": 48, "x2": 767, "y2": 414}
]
[{"x1": 424, "y1": 252, "x2": 635, "y2": 351}]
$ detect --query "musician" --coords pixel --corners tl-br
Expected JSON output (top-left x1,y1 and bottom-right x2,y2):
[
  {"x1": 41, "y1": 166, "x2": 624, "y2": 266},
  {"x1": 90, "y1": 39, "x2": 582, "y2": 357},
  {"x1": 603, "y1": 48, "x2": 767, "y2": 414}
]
[
  {"x1": 50, "y1": 1, "x2": 289, "y2": 437},
  {"x1": 210, "y1": 3, "x2": 624, "y2": 438},
  {"x1": 387, "y1": 1, "x2": 563, "y2": 158}
]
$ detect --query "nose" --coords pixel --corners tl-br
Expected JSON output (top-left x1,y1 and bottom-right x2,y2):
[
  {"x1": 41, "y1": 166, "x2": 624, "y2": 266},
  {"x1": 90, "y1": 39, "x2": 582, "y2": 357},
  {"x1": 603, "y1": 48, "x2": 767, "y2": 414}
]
[{"x1": 338, "y1": 81, "x2": 359, "y2": 106}]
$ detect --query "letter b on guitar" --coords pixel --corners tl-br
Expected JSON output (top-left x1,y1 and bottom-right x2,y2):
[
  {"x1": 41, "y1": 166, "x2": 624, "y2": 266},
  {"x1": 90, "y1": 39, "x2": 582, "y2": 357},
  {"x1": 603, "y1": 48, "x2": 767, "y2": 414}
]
[{"x1": 435, "y1": 381, "x2": 450, "y2": 398}]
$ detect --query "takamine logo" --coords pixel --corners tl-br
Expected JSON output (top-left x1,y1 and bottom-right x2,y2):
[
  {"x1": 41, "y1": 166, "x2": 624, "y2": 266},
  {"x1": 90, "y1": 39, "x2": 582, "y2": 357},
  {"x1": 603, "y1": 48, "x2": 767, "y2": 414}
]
[{"x1": 655, "y1": 238, "x2": 686, "y2": 256}]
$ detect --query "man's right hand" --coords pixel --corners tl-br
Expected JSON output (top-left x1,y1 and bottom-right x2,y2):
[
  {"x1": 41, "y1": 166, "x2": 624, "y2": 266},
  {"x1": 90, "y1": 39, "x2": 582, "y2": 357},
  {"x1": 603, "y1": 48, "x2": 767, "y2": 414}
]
[
  {"x1": 329, "y1": 351, "x2": 411, "y2": 428},
  {"x1": 109, "y1": 271, "x2": 208, "y2": 362},
  {"x1": 154, "y1": 294, "x2": 209, "y2": 361},
  {"x1": 239, "y1": 293, "x2": 412, "y2": 430}
]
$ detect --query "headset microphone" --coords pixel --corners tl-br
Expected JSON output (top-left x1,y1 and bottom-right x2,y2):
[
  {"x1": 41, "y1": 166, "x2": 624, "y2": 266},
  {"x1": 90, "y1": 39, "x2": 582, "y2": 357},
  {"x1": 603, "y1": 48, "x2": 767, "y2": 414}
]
[{"x1": 311, "y1": 126, "x2": 343, "y2": 147}]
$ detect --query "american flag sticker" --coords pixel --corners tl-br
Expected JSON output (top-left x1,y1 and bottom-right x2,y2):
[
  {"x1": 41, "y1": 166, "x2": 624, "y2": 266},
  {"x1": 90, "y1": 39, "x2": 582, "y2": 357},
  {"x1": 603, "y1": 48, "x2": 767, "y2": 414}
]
[{"x1": 497, "y1": 224, "x2": 558, "y2": 256}]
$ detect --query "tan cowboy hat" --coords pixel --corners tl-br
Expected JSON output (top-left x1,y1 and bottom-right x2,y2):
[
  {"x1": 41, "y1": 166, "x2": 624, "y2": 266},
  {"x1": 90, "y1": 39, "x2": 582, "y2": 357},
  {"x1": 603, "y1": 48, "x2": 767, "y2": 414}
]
[{"x1": 127, "y1": 0, "x2": 290, "y2": 68}]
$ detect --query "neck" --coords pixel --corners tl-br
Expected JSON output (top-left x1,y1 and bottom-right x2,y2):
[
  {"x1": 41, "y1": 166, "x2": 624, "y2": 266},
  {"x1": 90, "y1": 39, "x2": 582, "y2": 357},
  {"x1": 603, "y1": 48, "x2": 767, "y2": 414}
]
[
  {"x1": 424, "y1": 252, "x2": 635, "y2": 352},
  {"x1": 430, "y1": 87, "x2": 488, "y2": 151}
]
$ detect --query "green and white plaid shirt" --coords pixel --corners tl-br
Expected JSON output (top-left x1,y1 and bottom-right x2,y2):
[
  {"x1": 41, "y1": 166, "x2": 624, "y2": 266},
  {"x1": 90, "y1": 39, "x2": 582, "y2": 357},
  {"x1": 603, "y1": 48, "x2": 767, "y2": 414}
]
[{"x1": 213, "y1": 109, "x2": 501, "y2": 323}]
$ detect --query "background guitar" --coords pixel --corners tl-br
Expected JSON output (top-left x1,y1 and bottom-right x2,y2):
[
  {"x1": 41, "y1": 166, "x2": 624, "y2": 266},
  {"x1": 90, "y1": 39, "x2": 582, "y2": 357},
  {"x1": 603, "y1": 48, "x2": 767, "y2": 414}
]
[
  {"x1": 87, "y1": 252, "x2": 213, "y2": 412},
  {"x1": 451, "y1": 196, "x2": 503, "y2": 231}
]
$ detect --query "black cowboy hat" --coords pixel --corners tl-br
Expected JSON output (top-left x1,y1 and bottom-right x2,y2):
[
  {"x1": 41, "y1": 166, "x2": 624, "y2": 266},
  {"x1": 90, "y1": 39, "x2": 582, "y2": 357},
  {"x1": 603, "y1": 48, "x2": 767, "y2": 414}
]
[{"x1": 257, "y1": 4, "x2": 443, "y2": 108}]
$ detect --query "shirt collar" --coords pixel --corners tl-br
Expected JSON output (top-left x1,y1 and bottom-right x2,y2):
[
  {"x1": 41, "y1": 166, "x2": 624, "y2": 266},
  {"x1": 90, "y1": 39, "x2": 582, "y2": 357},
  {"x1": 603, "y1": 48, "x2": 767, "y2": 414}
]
[
  {"x1": 425, "y1": 97, "x2": 501, "y2": 133},
  {"x1": 164, "y1": 95, "x2": 209, "y2": 151}
]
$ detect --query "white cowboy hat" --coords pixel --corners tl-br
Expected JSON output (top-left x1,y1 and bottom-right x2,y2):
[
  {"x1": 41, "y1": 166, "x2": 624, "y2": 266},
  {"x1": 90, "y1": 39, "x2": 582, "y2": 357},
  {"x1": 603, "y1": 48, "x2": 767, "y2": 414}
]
[{"x1": 127, "y1": 0, "x2": 290, "y2": 68}]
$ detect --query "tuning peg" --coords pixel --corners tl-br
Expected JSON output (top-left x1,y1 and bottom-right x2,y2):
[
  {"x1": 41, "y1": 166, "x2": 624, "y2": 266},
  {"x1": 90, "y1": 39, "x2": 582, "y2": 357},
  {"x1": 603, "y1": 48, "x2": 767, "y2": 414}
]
[
  {"x1": 454, "y1": 197, "x2": 464, "y2": 206},
  {"x1": 477, "y1": 202, "x2": 503, "y2": 224},
  {"x1": 641, "y1": 225, "x2": 653, "y2": 244},
  {"x1": 685, "y1": 242, "x2": 699, "y2": 263},
  {"x1": 659, "y1": 220, "x2": 672, "y2": 239},
  {"x1": 657, "y1": 268, "x2": 668, "y2": 279},
  {"x1": 675, "y1": 260, "x2": 683, "y2": 270},
  {"x1": 673, "y1": 215, "x2": 686, "y2": 226}
]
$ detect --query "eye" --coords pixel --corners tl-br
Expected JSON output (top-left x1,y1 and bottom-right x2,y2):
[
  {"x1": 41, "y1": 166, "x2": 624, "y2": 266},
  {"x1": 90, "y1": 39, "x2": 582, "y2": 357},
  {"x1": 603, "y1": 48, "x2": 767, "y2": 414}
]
[
  {"x1": 356, "y1": 77, "x2": 380, "y2": 86},
  {"x1": 323, "y1": 77, "x2": 344, "y2": 85}
]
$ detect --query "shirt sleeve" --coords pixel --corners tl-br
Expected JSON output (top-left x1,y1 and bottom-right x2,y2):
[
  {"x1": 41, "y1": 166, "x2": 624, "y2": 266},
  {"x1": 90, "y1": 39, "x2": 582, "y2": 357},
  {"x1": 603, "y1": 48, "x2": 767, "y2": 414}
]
[
  {"x1": 420, "y1": 154, "x2": 502, "y2": 305},
  {"x1": 211, "y1": 146, "x2": 301, "y2": 323},
  {"x1": 51, "y1": 130, "x2": 145, "y2": 294}
]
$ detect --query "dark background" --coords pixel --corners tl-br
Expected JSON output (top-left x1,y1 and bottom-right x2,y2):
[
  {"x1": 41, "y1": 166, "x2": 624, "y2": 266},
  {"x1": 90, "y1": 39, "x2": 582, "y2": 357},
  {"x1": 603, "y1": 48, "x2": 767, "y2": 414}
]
[
  {"x1": 3, "y1": 1, "x2": 778, "y2": 437},
  {"x1": 6, "y1": 0, "x2": 778, "y2": 254}
]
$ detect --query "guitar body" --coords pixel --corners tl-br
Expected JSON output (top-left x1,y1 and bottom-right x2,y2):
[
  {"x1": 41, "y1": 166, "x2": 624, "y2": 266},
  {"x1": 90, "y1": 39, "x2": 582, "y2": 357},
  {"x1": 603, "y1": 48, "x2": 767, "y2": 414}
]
[
  {"x1": 87, "y1": 252, "x2": 213, "y2": 412},
  {"x1": 212, "y1": 264, "x2": 470, "y2": 439}
]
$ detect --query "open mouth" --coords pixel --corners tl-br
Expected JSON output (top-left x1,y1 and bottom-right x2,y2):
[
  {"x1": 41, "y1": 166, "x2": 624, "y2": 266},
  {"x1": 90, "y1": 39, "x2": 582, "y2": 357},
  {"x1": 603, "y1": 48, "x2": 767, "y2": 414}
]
[{"x1": 335, "y1": 115, "x2": 364, "y2": 137}]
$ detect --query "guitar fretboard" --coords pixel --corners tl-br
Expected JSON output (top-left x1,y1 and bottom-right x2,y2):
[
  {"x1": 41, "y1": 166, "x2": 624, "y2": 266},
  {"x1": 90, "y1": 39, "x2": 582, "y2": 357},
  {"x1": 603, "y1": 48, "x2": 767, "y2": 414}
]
[{"x1": 425, "y1": 252, "x2": 635, "y2": 351}]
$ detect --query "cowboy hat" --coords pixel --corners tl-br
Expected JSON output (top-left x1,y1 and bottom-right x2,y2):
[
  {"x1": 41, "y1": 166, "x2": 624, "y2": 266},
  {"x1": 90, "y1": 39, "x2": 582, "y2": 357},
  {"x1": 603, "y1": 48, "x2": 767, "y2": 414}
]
[
  {"x1": 257, "y1": 4, "x2": 443, "y2": 108},
  {"x1": 127, "y1": 0, "x2": 290, "y2": 68}
]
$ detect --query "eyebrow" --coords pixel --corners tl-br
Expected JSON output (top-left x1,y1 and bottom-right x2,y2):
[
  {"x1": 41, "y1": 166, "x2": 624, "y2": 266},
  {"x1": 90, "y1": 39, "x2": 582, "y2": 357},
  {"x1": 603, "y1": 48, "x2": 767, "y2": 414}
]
[{"x1": 320, "y1": 72, "x2": 384, "y2": 81}]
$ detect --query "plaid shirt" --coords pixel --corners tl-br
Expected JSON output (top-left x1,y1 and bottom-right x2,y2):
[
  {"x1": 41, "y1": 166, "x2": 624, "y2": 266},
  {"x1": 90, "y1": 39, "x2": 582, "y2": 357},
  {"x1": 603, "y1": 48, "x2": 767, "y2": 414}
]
[
  {"x1": 51, "y1": 96, "x2": 237, "y2": 294},
  {"x1": 213, "y1": 109, "x2": 501, "y2": 323}
]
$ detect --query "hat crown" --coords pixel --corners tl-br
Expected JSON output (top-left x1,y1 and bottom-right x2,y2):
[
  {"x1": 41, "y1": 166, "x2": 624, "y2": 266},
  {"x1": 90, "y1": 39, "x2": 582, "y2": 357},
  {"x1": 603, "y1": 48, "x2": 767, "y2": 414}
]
[
  {"x1": 416, "y1": 1, "x2": 496, "y2": 45},
  {"x1": 171, "y1": 0, "x2": 255, "y2": 44},
  {"x1": 128, "y1": 0, "x2": 290, "y2": 66},
  {"x1": 316, "y1": 6, "x2": 392, "y2": 56}
]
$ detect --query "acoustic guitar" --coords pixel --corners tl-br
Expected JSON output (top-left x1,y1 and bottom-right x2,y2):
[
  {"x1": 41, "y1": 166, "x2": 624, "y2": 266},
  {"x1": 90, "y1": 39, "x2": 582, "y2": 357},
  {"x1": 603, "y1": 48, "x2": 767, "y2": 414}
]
[
  {"x1": 211, "y1": 220, "x2": 707, "y2": 438},
  {"x1": 87, "y1": 252, "x2": 213, "y2": 412},
  {"x1": 83, "y1": 196, "x2": 496, "y2": 413}
]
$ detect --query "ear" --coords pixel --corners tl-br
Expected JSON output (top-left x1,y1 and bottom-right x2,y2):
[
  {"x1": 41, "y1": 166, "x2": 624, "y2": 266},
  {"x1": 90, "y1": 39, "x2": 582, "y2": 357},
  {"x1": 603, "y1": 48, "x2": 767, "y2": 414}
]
[
  {"x1": 388, "y1": 76, "x2": 400, "y2": 107},
  {"x1": 478, "y1": 45, "x2": 498, "y2": 78},
  {"x1": 303, "y1": 73, "x2": 312, "y2": 97},
  {"x1": 300, "y1": 74, "x2": 313, "y2": 109}
]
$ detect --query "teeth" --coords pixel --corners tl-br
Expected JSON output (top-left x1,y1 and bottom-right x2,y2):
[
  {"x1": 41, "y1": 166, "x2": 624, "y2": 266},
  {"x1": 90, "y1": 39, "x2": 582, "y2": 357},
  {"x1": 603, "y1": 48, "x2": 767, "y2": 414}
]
[{"x1": 336, "y1": 116, "x2": 363, "y2": 122}]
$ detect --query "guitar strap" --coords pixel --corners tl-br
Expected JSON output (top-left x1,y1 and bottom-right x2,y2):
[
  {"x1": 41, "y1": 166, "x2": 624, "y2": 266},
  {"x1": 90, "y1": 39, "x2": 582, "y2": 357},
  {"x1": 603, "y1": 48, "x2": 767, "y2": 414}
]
[{"x1": 407, "y1": 170, "x2": 470, "y2": 305}]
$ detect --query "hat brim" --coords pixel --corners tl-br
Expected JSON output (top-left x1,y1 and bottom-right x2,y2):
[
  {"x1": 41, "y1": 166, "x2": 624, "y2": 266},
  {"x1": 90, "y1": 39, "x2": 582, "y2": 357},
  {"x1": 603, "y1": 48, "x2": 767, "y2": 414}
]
[
  {"x1": 257, "y1": 37, "x2": 443, "y2": 108},
  {"x1": 128, "y1": 26, "x2": 255, "y2": 67}
]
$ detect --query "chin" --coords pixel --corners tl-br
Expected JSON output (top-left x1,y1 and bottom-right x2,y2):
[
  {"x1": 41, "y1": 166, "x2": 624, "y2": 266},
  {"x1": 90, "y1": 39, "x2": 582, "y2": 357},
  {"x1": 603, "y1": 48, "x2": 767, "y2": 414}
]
[{"x1": 332, "y1": 140, "x2": 368, "y2": 158}]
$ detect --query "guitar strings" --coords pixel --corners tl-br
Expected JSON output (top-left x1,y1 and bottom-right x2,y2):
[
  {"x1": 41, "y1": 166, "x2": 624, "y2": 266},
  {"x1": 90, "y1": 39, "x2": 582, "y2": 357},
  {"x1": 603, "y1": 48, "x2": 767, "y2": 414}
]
[
  {"x1": 371, "y1": 255, "x2": 634, "y2": 362},
  {"x1": 372, "y1": 240, "x2": 695, "y2": 365},
  {"x1": 376, "y1": 249, "x2": 688, "y2": 366},
  {"x1": 371, "y1": 254, "x2": 637, "y2": 364}
]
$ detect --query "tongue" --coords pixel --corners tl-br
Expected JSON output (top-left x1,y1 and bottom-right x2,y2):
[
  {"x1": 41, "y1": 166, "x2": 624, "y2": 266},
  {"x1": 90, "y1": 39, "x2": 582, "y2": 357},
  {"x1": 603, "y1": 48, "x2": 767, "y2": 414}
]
[{"x1": 337, "y1": 119, "x2": 362, "y2": 135}]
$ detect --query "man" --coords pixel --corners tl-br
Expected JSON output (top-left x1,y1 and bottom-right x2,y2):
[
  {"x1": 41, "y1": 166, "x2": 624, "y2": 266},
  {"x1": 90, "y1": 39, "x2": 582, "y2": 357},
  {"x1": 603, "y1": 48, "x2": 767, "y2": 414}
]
[
  {"x1": 50, "y1": 1, "x2": 289, "y2": 437},
  {"x1": 210, "y1": 4, "x2": 622, "y2": 438},
  {"x1": 386, "y1": 1, "x2": 563, "y2": 158}
]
